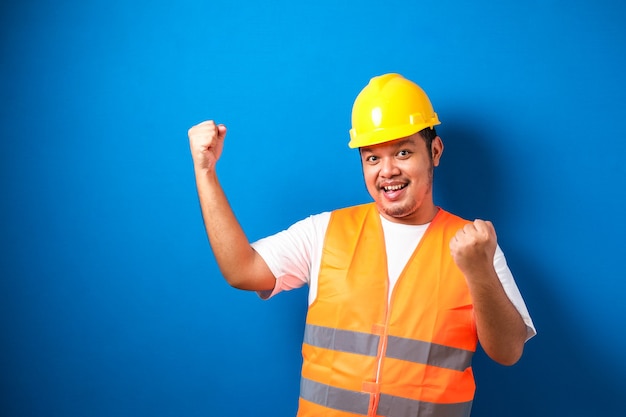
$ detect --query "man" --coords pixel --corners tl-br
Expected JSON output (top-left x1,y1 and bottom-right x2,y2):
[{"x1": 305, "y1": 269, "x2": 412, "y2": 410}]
[{"x1": 188, "y1": 73, "x2": 536, "y2": 417}]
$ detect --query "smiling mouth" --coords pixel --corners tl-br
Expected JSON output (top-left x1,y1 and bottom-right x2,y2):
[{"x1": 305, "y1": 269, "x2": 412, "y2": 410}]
[{"x1": 382, "y1": 184, "x2": 406, "y2": 192}]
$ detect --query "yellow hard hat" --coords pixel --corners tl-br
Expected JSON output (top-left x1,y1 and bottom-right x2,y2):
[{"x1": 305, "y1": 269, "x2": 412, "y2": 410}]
[{"x1": 348, "y1": 73, "x2": 441, "y2": 148}]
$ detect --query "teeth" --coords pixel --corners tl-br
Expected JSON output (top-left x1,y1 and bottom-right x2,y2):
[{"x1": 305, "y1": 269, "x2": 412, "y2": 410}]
[{"x1": 384, "y1": 184, "x2": 404, "y2": 191}]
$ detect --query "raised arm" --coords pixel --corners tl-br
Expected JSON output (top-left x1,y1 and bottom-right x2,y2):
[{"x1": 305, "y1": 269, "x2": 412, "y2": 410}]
[
  {"x1": 188, "y1": 120, "x2": 276, "y2": 292},
  {"x1": 449, "y1": 220, "x2": 528, "y2": 366}
]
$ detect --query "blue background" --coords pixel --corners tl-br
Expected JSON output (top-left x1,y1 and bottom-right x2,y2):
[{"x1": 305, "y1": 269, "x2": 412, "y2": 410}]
[{"x1": 2, "y1": 1, "x2": 625, "y2": 416}]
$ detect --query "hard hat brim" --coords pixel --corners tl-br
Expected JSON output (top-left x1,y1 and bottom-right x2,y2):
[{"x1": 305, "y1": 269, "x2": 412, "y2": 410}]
[{"x1": 348, "y1": 121, "x2": 440, "y2": 149}]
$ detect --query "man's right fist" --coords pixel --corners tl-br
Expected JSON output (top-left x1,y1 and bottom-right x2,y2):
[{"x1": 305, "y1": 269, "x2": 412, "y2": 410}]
[{"x1": 188, "y1": 120, "x2": 227, "y2": 172}]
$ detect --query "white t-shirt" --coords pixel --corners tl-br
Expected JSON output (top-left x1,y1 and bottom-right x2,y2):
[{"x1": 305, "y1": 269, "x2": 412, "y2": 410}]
[{"x1": 252, "y1": 211, "x2": 536, "y2": 341}]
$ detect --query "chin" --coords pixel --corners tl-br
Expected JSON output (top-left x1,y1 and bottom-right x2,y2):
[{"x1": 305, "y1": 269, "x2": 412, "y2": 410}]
[{"x1": 381, "y1": 204, "x2": 416, "y2": 219}]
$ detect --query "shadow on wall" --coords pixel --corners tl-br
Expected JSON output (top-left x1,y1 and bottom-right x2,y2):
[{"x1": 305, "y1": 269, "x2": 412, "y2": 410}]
[
  {"x1": 471, "y1": 251, "x2": 623, "y2": 417},
  {"x1": 433, "y1": 121, "x2": 502, "y2": 222},
  {"x1": 435, "y1": 120, "x2": 622, "y2": 416}
]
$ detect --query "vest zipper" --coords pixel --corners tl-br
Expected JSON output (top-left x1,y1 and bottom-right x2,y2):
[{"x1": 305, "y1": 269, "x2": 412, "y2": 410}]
[{"x1": 369, "y1": 274, "x2": 392, "y2": 416}]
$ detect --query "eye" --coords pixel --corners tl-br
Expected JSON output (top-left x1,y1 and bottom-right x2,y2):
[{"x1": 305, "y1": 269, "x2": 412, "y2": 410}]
[
  {"x1": 365, "y1": 155, "x2": 379, "y2": 164},
  {"x1": 397, "y1": 149, "x2": 411, "y2": 158}
]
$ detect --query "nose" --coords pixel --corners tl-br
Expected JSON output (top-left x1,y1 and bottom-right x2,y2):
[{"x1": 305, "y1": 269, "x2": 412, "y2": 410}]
[{"x1": 380, "y1": 157, "x2": 400, "y2": 178}]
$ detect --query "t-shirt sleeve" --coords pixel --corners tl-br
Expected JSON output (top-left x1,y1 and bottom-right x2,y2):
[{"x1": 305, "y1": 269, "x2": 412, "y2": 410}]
[
  {"x1": 251, "y1": 214, "x2": 323, "y2": 300},
  {"x1": 494, "y1": 245, "x2": 537, "y2": 341}
]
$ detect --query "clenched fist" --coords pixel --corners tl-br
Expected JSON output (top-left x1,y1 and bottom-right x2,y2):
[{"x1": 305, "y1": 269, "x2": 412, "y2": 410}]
[
  {"x1": 188, "y1": 120, "x2": 227, "y2": 172},
  {"x1": 449, "y1": 220, "x2": 498, "y2": 279}
]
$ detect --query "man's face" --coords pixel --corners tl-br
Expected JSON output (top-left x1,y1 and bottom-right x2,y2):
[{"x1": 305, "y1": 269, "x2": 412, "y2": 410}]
[{"x1": 359, "y1": 133, "x2": 443, "y2": 225}]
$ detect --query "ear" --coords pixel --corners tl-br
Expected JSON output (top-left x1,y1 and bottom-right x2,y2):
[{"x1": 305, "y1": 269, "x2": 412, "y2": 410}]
[{"x1": 431, "y1": 136, "x2": 444, "y2": 167}]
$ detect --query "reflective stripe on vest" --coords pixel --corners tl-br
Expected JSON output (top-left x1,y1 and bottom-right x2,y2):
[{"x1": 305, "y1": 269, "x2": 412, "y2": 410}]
[
  {"x1": 301, "y1": 377, "x2": 473, "y2": 417},
  {"x1": 303, "y1": 323, "x2": 473, "y2": 372}
]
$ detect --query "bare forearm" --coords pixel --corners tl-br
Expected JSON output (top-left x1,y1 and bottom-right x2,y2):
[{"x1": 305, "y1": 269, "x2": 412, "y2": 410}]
[
  {"x1": 467, "y1": 269, "x2": 527, "y2": 365},
  {"x1": 450, "y1": 220, "x2": 527, "y2": 365},
  {"x1": 188, "y1": 120, "x2": 275, "y2": 292},
  {"x1": 195, "y1": 169, "x2": 275, "y2": 291}
]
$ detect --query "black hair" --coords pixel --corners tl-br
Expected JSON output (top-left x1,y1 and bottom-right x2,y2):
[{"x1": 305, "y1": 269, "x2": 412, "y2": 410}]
[
  {"x1": 418, "y1": 127, "x2": 438, "y2": 157},
  {"x1": 356, "y1": 127, "x2": 438, "y2": 157}
]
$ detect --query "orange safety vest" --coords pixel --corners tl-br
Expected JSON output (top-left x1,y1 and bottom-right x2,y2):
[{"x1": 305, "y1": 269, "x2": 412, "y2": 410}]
[{"x1": 297, "y1": 203, "x2": 477, "y2": 417}]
